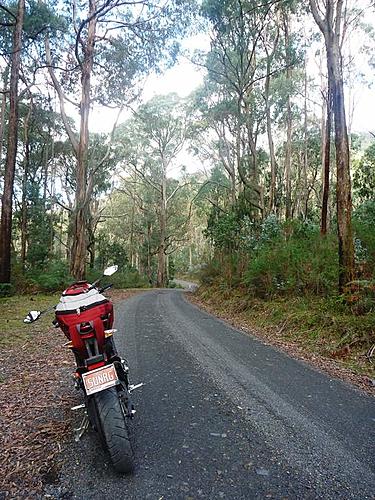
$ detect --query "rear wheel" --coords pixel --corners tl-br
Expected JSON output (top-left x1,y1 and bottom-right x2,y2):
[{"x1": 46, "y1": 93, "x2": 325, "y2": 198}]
[{"x1": 93, "y1": 387, "x2": 134, "y2": 473}]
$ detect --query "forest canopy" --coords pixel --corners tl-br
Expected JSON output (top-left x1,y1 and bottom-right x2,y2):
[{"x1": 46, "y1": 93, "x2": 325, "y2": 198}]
[{"x1": 0, "y1": 0, "x2": 374, "y2": 313}]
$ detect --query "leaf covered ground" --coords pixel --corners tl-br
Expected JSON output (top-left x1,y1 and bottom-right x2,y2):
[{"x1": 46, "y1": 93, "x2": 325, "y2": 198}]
[{"x1": 0, "y1": 290, "x2": 145, "y2": 499}]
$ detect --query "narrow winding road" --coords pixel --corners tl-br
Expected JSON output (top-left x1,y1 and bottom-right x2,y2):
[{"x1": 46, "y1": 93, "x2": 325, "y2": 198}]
[{"x1": 54, "y1": 289, "x2": 375, "y2": 499}]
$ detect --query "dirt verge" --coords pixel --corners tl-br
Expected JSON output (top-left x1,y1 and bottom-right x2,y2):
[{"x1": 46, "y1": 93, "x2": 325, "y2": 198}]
[
  {"x1": 0, "y1": 289, "x2": 145, "y2": 499},
  {"x1": 187, "y1": 291, "x2": 375, "y2": 397}
]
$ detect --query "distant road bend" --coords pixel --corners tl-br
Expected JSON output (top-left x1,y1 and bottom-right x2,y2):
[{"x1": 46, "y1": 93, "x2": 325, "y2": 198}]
[{"x1": 56, "y1": 289, "x2": 375, "y2": 500}]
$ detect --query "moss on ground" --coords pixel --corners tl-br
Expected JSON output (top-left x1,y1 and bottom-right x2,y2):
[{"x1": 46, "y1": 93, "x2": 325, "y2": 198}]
[{"x1": 0, "y1": 294, "x2": 60, "y2": 347}]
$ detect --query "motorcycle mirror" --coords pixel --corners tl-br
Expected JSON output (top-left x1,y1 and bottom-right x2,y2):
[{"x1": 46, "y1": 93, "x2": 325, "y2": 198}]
[
  {"x1": 103, "y1": 265, "x2": 118, "y2": 277},
  {"x1": 24, "y1": 310, "x2": 41, "y2": 324}
]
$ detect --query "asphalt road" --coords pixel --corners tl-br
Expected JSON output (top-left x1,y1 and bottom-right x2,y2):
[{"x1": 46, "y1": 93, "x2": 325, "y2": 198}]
[{"x1": 52, "y1": 289, "x2": 375, "y2": 499}]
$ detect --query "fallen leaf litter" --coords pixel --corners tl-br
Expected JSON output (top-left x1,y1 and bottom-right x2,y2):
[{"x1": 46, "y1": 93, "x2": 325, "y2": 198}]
[{"x1": 0, "y1": 289, "x2": 142, "y2": 499}]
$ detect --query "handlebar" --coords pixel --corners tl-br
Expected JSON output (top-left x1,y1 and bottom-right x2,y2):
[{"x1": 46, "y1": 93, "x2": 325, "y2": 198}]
[
  {"x1": 24, "y1": 282, "x2": 114, "y2": 324},
  {"x1": 98, "y1": 283, "x2": 113, "y2": 294}
]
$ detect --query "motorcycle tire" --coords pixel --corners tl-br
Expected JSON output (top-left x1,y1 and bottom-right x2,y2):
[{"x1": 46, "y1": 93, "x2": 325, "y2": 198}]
[{"x1": 93, "y1": 387, "x2": 134, "y2": 473}]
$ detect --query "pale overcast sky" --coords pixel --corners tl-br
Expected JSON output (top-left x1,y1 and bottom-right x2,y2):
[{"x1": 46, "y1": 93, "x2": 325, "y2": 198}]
[{"x1": 89, "y1": 21, "x2": 375, "y2": 136}]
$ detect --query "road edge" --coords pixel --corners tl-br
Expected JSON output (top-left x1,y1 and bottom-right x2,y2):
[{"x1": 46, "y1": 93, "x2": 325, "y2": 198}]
[{"x1": 184, "y1": 291, "x2": 375, "y2": 397}]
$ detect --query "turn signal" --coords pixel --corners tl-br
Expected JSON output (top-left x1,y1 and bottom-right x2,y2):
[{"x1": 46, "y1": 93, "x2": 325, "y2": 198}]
[{"x1": 104, "y1": 328, "x2": 117, "y2": 337}]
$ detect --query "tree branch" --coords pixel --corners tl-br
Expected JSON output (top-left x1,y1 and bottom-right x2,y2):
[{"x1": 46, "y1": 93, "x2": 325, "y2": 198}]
[
  {"x1": 309, "y1": 0, "x2": 327, "y2": 35},
  {"x1": 45, "y1": 36, "x2": 79, "y2": 155},
  {"x1": 0, "y1": 4, "x2": 17, "y2": 21}
]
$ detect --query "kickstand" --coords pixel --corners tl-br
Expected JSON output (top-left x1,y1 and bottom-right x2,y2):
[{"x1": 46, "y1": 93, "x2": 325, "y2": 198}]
[{"x1": 74, "y1": 413, "x2": 90, "y2": 442}]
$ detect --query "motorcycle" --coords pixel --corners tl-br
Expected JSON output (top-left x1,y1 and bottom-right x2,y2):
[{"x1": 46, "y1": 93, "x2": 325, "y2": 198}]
[{"x1": 24, "y1": 266, "x2": 141, "y2": 473}]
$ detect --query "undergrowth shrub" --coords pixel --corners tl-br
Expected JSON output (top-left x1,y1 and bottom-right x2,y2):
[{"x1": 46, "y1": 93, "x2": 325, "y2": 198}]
[
  {"x1": 353, "y1": 200, "x2": 375, "y2": 275},
  {"x1": 200, "y1": 260, "x2": 222, "y2": 285},
  {"x1": 0, "y1": 283, "x2": 13, "y2": 297},
  {"x1": 244, "y1": 227, "x2": 338, "y2": 298},
  {"x1": 10, "y1": 262, "x2": 148, "y2": 294},
  {"x1": 202, "y1": 218, "x2": 341, "y2": 297},
  {"x1": 103, "y1": 268, "x2": 149, "y2": 289},
  {"x1": 28, "y1": 260, "x2": 72, "y2": 292}
]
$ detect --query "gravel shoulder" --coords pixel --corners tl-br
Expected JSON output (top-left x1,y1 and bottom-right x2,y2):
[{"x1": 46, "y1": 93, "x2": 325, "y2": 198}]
[{"x1": 187, "y1": 291, "x2": 375, "y2": 396}]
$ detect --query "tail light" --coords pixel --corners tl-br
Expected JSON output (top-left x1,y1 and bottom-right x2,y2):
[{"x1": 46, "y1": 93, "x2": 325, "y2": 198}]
[{"x1": 79, "y1": 321, "x2": 93, "y2": 334}]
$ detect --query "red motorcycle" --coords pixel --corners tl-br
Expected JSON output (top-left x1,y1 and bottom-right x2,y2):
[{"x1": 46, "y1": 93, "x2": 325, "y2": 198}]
[{"x1": 24, "y1": 266, "x2": 140, "y2": 473}]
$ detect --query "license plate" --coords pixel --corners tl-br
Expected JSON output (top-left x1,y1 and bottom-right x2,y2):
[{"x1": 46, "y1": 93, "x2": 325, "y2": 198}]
[{"x1": 82, "y1": 364, "x2": 119, "y2": 396}]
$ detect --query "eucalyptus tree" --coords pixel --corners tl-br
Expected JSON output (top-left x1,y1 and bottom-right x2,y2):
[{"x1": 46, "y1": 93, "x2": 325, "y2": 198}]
[
  {"x1": 0, "y1": 0, "x2": 25, "y2": 283},
  {"x1": 101, "y1": 185, "x2": 154, "y2": 277},
  {"x1": 15, "y1": 96, "x2": 64, "y2": 269},
  {"x1": 262, "y1": 12, "x2": 281, "y2": 214},
  {"x1": 0, "y1": 0, "x2": 63, "y2": 284},
  {"x1": 353, "y1": 142, "x2": 375, "y2": 204},
  {"x1": 116, "y1": 93, "x2": 192, "y2": 287},
  {"x1": 200, "y1": 0, "x2": 293, "y2": 218},
  {"x1": 190, "y1": 83, "x2": 239, "y2": 205},
  {"x1": 199, "y1": 0, "x2": 305, "y2": 222},
  {"x1": 44, "y1": 0, "x2": 195, "y2": 279},
  {"x1": 282, "y1": 10, "x2": 293, "y2": 220},
  {"x1": 309, "y1": 0, "x2": 355, "y2": 291}
]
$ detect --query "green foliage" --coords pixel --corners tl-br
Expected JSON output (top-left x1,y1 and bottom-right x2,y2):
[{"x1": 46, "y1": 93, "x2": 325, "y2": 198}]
[
  {"x1": 354, "y1": 199, "x2": 375, "y2": 225},
  {"x1": 28, "y1": 260, "x2": 71, "y2": 292},
  {"x1": 168, "y1": 256, "x2": 176, "y2": 280},
  {"x1": 0, "y1": 0, "x2": 65, "y2": 57},
  {"x1": 205, "y1": 210, "x2": 282, "y2": 253},
  {"x1": 24, "y1": 1, "x2": 66, "y2": 40},
  {"x1": 204, "y1": 208, "x2": 240, "y2": 250},
  {"x1": 0, "y1": 283, "x2": 13, "y2": 297},
  {"x1": 258, "y1": 214, "x2": 282, "y2": 244},
  {"x1": 25, "y1": 189, "x2": 53, "y2": 269},
  {"x1": 117, "y1": 93, "x2": 188, "y2": 172},
  {"x1": 244, "y1": 230, "x2": 338, "y2": 297},
  {"x1": 353, "y1": 142, "x2": 375, "y2": 202},
  {"x1": 204, "y1": 214, "x2": 339, "y2": 298},
  {"x1": 10, "y1": 259, "x2": 70, "y2": 294},
  {"x1": 353, "y1": 200, "x2": 375, "y2": 271},
  {"x1": 105, "y1": 269, "x2": 149, "y2": 289},
  {"x1": 199, "y1": 260, "x2": 223, "y2": 285},
  {"x1": 52, "y1": 1, "x2": 196, "y2": 109},
  {"x1": 87, "y1": 262, "x2": 149, "y2": 289},
  {"x1": 95, "y1": 236, "x2": 129, "y2": 270}
]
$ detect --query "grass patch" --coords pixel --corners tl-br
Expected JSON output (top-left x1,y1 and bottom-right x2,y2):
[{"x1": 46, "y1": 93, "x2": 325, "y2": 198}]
[
  {"x1": 196, "y1": 285, "x2": 375, "y2": 378},
  {"x1": 0, "y1": 294, "x2": 60, "y2": 348}
]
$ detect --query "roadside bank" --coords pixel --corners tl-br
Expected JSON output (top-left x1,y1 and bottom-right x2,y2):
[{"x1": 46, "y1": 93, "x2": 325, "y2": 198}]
[{"x1": 188, "y1": 285, "x2": 375, "y2": 396}]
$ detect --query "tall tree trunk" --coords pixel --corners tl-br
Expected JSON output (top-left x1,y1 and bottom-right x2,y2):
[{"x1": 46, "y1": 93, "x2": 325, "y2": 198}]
[
  {"x1": 130, "y1": 189, "x2": 135, "y2": 268},
  {"x1": 321, "y1": 83, "x2": 332, "y2": 236},
  {"x1": 157, "y1": 160, "x2": 167, "y2": 287},
  {"x1": 265, "y1": 69, "x2": 277, "y2": 214},
  {"x1": 310, "y1": 0, "x2": 355, "y2": 291},
  {"x1": 303, "y1": 59, "x2": 309, "y2": 219},
  {"x1": 147, "y1": 220, "x2": 152, "y2": 283},
  {"x1": 264, "y1": 25, "x2": 279, "y2": 215},
  {"x1": 20, "y1": 100, "x2": 33, "y2": 269},
  {"x1": 20, "y1": 163, "x2": 28, "y2": 269},
  {"x1": 0, "y1": 69, "x2": 9, "y2": 169},
  {"x1": 49, "y1": 143, "x2": 55, "y2": 254},
  {"x1": 327, "y1": 42, "x2": 355, "y2": 290},
  {"x1": 0, "y1": 0, "x2": 25, "y2": 283},
  {"x1": 284, "y1": 95, "x2": 292, "y2": 220},
  {"x1": 70, "y1": 5, "x2": 97, "y2": 280},
  {"x1": 283, "y1": 15, "x2": 292, "y2": 220},
  {"x1": 43, "y1": 140, "x2": 49, "y2": 203}
]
